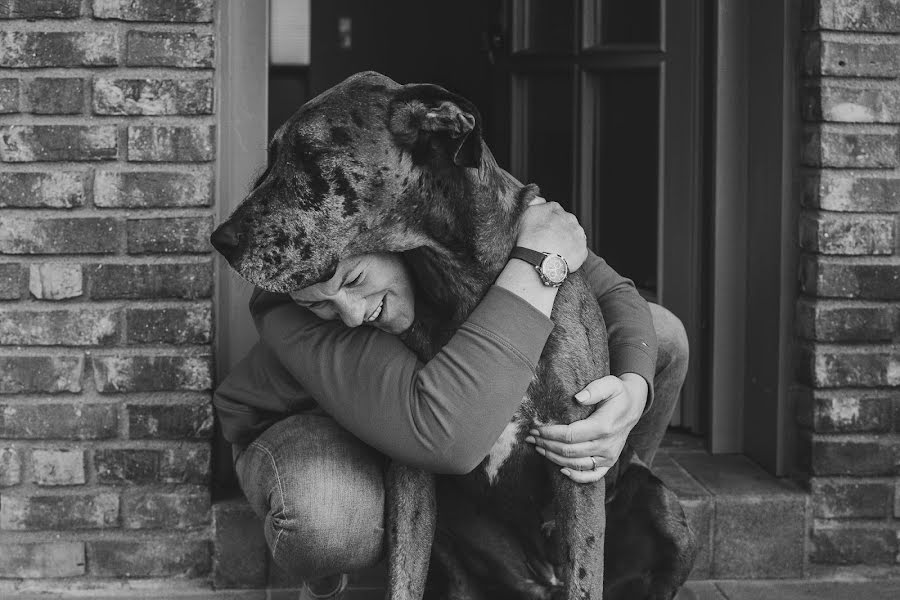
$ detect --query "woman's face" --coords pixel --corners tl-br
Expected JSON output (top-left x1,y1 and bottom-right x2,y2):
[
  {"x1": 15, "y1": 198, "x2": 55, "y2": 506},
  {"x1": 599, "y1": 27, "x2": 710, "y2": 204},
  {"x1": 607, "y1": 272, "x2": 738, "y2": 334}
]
[{"x1": 290, "y1": 253, "x2": 415, "y2": 335}]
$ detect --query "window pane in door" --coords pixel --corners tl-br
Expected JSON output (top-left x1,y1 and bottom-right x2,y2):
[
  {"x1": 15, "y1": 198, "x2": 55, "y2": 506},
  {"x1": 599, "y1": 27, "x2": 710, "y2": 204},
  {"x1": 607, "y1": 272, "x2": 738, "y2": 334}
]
[
  {"x1": 590, "y1": 68, "x2": 659, "y2": 294},
  {"x1": 515, "y1": 70, "x2": 575, "y2": 213},
  {"x1": 594, "y1": 0, "x2": 661, "y2": 46},
  {"x1": 512, "y1": 0, "x2": 576, "y2": 53}
]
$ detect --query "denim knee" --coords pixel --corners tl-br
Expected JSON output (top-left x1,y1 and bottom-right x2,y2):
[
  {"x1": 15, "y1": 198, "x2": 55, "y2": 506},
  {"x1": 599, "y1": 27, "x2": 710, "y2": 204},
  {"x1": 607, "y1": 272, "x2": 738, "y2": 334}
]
[
  {"x1": 235, "y1": 415, "x2": 387, "y2": 578},
  {"x1": 649, "y1": 303, "x2": 689, "y2": 383}
]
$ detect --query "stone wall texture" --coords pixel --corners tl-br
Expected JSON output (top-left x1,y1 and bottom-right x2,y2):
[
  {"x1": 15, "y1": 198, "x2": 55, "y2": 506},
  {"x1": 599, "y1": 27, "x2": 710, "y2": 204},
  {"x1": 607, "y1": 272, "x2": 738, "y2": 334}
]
[
  {"x1": 0, "y1": 0, "x2": 216, "y2": 588},
  {"x1": 800, "y1": 0, "x2": 900, "y2": 567}
]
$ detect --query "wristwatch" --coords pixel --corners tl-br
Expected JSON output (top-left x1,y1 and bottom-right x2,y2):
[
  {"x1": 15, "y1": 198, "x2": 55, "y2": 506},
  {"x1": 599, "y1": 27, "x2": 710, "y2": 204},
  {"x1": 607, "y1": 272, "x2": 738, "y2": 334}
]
[{"x1": 509, "y1": 246, "x2": 569, "y2": 287}]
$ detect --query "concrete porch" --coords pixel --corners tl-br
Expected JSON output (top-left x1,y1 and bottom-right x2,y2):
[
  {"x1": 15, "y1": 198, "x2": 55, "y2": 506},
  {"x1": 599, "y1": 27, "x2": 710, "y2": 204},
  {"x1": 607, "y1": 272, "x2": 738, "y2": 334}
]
[{"x1": 199, "y1": 433, "x2": 900, "y2": 599}]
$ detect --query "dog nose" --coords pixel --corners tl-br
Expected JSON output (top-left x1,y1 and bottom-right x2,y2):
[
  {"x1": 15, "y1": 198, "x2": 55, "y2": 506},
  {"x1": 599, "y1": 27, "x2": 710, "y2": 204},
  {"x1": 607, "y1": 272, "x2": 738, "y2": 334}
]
[{"x1": 210, "y1": 220, "x2": 245, "y2": 262}]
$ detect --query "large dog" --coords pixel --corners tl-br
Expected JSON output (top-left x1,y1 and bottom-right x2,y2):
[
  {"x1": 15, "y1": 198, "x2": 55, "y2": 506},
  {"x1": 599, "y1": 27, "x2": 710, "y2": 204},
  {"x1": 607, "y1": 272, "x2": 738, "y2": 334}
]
[{"x1": 211, "y1": 72, "x2": 696, "y2": 600}]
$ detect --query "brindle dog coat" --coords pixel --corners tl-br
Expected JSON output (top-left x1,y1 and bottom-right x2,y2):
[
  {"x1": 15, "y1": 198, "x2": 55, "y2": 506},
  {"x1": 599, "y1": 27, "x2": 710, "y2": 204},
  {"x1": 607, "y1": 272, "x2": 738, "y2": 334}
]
[{"x1": 211, "y1": 72, "x2": 696, "y2": 600}]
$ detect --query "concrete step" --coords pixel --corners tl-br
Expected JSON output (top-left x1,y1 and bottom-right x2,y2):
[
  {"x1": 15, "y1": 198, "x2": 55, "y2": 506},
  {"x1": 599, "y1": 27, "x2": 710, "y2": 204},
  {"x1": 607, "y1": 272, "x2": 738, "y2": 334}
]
[
  {"x1": 654, "y1": 450, "x2": 809, "y2": 580},
  {"x1": 212, "y1": 446, "x2": 811, "y2": 590}
]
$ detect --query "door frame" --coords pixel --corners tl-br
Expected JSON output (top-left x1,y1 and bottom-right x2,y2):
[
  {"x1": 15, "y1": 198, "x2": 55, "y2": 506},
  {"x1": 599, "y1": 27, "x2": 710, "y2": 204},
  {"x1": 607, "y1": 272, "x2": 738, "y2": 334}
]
[
  {"x1": 708, "y1": 0, "x2": 802, "y2": 472},
  {"x1": 213, "y1": 0, "x2": 269, "y2": 493},
  {"x1": 215, "y1": 0, "x2": 269, "y2": 383}
]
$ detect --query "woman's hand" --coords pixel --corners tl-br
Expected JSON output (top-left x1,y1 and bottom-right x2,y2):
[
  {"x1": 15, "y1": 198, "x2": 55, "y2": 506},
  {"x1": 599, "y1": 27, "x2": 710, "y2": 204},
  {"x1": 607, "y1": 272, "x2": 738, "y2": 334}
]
[
  {"x1": 517, "y1": 198, "x2": 588, "y2": 272},
  {"x1": 525, "y1": 373, "x2": 648, "y2": 483}
]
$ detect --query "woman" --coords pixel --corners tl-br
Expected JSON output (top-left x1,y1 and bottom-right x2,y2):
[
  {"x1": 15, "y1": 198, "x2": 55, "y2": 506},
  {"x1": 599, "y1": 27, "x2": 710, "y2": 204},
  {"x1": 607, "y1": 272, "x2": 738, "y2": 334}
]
[{"x1": 213, "y1": 201, "x2": 688, "y2": 598}]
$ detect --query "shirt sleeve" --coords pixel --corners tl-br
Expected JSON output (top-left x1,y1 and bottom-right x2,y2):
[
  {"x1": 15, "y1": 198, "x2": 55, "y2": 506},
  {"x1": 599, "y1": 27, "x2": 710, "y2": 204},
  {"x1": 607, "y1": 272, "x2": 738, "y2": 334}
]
[
  {"x1": 221, "y1": 285, "x2": 554, "y2": 474},
  {"x1": 580, "y1": 250, "x2": 658, "y2": 408}
]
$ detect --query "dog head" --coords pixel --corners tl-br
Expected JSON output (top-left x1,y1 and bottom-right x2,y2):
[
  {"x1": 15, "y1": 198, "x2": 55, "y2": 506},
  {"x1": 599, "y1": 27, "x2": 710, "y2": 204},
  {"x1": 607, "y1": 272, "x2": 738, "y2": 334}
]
[{"x1": 211, "y1": 71, "x2": 487, "y2": 292}]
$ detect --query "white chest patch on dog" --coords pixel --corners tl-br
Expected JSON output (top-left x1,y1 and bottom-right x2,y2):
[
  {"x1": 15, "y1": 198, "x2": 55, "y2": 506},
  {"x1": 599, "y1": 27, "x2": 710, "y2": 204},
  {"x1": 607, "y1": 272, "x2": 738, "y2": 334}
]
[{"x1": 484, "y1": 405, "x2": 527, "y2": 485}]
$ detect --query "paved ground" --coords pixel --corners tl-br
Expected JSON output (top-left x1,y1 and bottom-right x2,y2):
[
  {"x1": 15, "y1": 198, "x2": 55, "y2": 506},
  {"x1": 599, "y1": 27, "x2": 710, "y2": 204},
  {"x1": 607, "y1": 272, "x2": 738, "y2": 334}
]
[
  {"x1": 6, "y1": 580, "x2": 900, "y2": 599},
  {"x1": 679, "y1": 580, "x2": 900, "y2": 600}
]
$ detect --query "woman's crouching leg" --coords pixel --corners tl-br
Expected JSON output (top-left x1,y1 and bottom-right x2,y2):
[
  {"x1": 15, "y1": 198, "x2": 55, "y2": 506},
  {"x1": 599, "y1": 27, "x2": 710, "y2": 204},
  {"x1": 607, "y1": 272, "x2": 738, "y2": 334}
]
[{"x1": 235, "y1": 414, "x2": 386, "y2": 579}]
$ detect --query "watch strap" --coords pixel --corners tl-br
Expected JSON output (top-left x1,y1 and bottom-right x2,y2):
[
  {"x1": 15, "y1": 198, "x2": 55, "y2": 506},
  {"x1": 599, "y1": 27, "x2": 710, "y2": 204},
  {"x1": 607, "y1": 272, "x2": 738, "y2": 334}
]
[{"x1": 509, "y1": 246, "x2": 547, "y2": 267}]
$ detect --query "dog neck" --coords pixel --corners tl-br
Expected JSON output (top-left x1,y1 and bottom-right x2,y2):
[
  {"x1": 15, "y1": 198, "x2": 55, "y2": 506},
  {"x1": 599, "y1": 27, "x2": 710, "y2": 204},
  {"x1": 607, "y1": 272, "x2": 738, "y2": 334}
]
[{"x1": 404, "y1": 146, "x2": 538, "y2": 324}]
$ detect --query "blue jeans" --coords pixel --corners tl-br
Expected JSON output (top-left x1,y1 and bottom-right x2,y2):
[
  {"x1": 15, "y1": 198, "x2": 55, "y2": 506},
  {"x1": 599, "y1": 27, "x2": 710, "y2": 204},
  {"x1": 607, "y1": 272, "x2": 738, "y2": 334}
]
[{"x1": 234, "y1": 303, "x2": 688, "y2": 579}]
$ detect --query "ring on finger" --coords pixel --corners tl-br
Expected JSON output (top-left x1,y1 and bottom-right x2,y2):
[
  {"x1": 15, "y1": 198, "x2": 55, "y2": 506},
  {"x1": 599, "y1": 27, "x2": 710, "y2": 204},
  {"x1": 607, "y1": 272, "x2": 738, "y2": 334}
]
[{"x1": 590, "y1": 456, "x2": 599, "y2": 470}]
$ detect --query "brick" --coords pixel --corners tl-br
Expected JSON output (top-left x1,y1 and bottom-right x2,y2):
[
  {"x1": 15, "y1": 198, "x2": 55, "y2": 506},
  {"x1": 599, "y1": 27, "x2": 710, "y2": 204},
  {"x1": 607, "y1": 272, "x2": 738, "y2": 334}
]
[
  {"x1": 812, "y1": 479, "x2": 893, "y2": 518},
  {"x1": 0, "y1": 403, "x2": 117, "y2": 440},
  {"x1": 127, "y1": 125, "x2": 215, "y2": 162},
  {"x1": 711, "y1": 495, "x2": 806, "y2": 578},
  {"x1": 126, "y1": 304, "x2": 212, "y2": 344},
  {"x1": 93, "y1": 0, "x2": 213, "y2": 22},
  {"x1": 94, "y1": 77, "x2": 213, "y2": 115},
  {"x1": 797, "y1": 344, "x2": 900, "y2": 387},
  {"x1": 128, "y1": 402, "x2": 213, "y2": 439},
  {"x1": 796, "y1": 299, "x2": 898, "y2": 342},
  {"x1": 806, "y1": 35, "x2": 900, "y2": 78},
  {"x1": 29, "y1": 263, "x2": 83, "y2": 300},
  {"x1": 811, "y1": 526, "x2": 897, "y2": 564},
  {"x1": 88, "y1": 539, "x2": 210, "y2": 577},
  {"x1": 92, "y1": 354, "x2": 212, "y2": 392},
  {"x1": 0, "y1": 542, "x2": 85, "y2": 577},
  {"x1": 0, "y1": 171, "x2": 90, "y2": 209},
  {"x1": 0, "y1": 217, "x2": 121, "y2": 254},
  {"x1": 0, "y1": 308, "x2": 119, "y2": 345},
  {"x1": 0, "y1": 447, "x2": 21, "y2": 486},
  {"x1": 0, "y1": 79, "x2": 18, "y2": 113},
  {"x1": 126, "y1": 31, "x2": 214, "y2": 68},
  {"x1": 815, "y1": 0, "x2": 900, "y2": 32},
  {"x1": 802, "y1": 125, "x2": 899, "y2": 168},
  {"x1": 799, "y1": 212, "x2": 894, "y2": 254},
  {"x1": 0, "y1": 355, "x2": 83, "y2": 394},
  {"x1": 127, "y1": 216, "x2": 213, "y2": 254},
  {"x1": 32, "y1": 448, "x2": 85, "y2": 486},
  {"x1": 26, "y1": 78, "x2": 84, "y2": 115},
  {"x1": 6, "y1": 0, "x2": 82, "y2": 19},
  {"x1": 804, "y1": 82, "x2": 900, "y2": 123},
  {"x1": 803, "y1": 171, "x2": 900, "y2": 212},
  {"x1": 0, "y1": 125, "x2": 117, "y2": 162},
  {"x1": 122, "y1": 488, "x2": 210, "y2": 529},
  {"x1": 796, "y1": 389, "x2": 894, "y2": 432},
  {"x1": 0, "y1": 492, "x2": 119, "y2": 529},
  {"x1": 0, "y1": 263, "x2": 21, "y2": 300},
  {"x1": 160, "y1": 445, "x2": 210, "y2": 484},
  {"x1": 810, "y1": 437, "x2": 896, "y2": 476},
  {"x1": 94, "y1": 445, "x2": 210, "y2": 485},
  {"x1": 896, "y1": 480, "x2": 900, "y2": 517},
  {"x1": 95, "y1": 169, "x2": 213, "y2": 208},
  {"x1": 800, "y1": 256, "x2": 900, "y2": 299},
  {"x1": 89, "y1": 262, "x2": 212, "y2": 299},
  {"x1": 0, "y1": 32, "x2": 117, "y2": 68}
]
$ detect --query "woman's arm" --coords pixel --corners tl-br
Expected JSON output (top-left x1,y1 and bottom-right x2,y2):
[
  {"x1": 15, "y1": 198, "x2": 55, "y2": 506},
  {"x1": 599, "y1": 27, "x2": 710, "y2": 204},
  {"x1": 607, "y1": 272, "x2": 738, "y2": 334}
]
[{"x1": 239, "y1": 284, "x2": 550, "y2": 474}]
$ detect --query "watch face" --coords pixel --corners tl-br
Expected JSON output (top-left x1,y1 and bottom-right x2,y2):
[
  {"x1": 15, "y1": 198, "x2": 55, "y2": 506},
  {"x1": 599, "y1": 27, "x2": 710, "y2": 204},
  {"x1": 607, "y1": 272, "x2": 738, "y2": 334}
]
[{"x1": 541, "y1": 254, "x2": 568, "y2": 285}]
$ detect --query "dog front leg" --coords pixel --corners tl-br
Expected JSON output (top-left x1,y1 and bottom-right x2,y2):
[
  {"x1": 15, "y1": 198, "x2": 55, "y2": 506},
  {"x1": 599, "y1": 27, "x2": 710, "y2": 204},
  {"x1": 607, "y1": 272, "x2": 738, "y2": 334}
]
[
  {"x1": 386, "y1": 461, "x2": 437, "y2": 600},
  {"x1": 551, "y1": 468, "x2": 605, "y2": 600}
]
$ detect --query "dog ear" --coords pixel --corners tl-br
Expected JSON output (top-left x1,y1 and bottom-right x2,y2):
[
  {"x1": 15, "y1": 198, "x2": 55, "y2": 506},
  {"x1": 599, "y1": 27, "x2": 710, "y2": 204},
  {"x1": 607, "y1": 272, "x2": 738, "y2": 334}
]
[{"x1": 389, "y1": 84, "x2": 483, "y2": 168}]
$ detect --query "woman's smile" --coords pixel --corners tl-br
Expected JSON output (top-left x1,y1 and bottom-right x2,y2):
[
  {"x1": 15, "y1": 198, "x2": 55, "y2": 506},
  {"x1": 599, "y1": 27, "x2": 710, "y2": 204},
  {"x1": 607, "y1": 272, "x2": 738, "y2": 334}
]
[{"x1": 290, "y1": 253, "x2": 415, "y2": 334}]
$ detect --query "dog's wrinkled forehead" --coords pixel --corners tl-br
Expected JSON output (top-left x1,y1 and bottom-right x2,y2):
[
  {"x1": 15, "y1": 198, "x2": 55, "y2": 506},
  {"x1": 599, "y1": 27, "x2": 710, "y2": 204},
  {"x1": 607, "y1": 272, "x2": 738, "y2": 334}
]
[{"x1": 275, "y1": 71, "x2": 400, "y2": 155}]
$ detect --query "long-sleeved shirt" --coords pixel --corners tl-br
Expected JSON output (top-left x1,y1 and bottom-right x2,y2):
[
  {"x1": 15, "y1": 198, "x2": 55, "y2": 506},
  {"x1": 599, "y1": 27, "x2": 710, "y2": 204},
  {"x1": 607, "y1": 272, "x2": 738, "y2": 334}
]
[{"x1": 213, "y1": 251, "x2": 657, "y2": 474}]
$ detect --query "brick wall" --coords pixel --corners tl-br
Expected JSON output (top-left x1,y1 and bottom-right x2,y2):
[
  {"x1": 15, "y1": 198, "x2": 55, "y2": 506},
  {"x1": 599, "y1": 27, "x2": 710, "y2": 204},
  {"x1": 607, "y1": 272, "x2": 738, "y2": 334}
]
[
  {"x1": 798, "y1": 0, "x2": 900, "y2": 567},
  {"x1": 0, "y1": 0, "x2": 216, "y2": 585}
]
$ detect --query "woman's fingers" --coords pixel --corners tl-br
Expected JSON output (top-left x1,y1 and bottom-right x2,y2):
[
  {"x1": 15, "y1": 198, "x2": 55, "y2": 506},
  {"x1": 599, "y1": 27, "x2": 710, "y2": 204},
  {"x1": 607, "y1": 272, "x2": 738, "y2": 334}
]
[
  {"x1": 535, "y1": 443, "x2": 613, "y2": 483},
  {"x1": 561, "y1": 465, "x2": 609, "y2": 484},
  {"x1": 526, "y1": 435, "x2": 604, "y2": 460},
  {"x1": 573, "y1": 375, "x2": 625, "y2": 406},
  {"x1": 533, "y1": 445, "x2": 614, "y2": 471}
]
